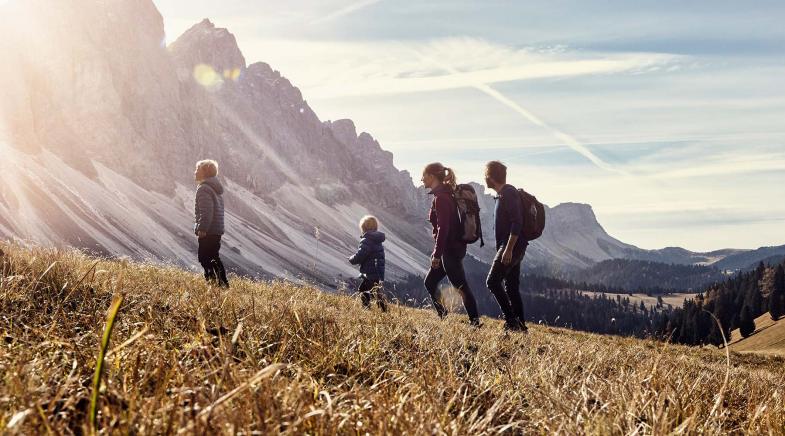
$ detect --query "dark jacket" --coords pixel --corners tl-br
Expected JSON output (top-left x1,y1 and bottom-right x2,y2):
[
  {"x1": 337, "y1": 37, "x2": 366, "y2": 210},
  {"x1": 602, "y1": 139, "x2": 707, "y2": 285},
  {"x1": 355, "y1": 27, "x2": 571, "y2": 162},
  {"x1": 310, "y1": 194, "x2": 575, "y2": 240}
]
[
  {"x1": 428, "y1": 184, "x2": 466, "y2": 259},
  {"x1": 494, "y1": 184, "x2": 525, "y2": 252},
  {"x1": 349, "y1": 231, "x2": 386, "y2": 281},
  {"x1": 194, "y1": 176, "x2": 225, "y2": 236}
]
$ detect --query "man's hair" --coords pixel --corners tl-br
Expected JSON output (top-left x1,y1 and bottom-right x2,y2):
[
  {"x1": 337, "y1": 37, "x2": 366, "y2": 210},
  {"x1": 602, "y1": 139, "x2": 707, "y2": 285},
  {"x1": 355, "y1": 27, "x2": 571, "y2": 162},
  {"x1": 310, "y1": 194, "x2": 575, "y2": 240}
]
[
  {"x1": 485, "y1": 160, "x2": 507, "y2": 184},
  {"x1": 196, "y1": 159, "x2": 219, "y2": 178},
  {"x1": 359, "y1": 215, "x2": 379, "y2": 233}
]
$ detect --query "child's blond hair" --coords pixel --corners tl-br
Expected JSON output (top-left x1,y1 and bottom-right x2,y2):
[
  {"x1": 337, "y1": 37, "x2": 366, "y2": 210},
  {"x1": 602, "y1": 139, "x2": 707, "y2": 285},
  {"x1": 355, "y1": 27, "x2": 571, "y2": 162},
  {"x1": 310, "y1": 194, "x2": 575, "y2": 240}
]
[
  {"x1": 196, "y1": 159, "x2": 219, "y2": 178},
  {"x1": 359, "y1": 215, "x2": 379, "y2": 233}
]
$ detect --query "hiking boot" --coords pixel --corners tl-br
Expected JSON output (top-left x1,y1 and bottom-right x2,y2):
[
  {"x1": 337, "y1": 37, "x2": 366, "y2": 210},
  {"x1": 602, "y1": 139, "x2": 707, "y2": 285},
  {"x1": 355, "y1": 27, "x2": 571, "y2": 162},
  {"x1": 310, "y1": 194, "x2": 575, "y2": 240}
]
[
  {"x1": 469, "y1": 318, "x2": 483, "y2": 329},
  {"x1": 504, "y1": 317, "x2": 525, "y2": 332}
]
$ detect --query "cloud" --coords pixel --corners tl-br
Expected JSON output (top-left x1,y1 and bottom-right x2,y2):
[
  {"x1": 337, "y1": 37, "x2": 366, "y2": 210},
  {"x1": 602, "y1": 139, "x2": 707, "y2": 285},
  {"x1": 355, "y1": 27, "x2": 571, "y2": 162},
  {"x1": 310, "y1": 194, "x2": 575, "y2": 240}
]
[
  {"x1": 411, "y1": 47, "x2": 629, "y2": 175},
  {"x1": 308, "y1": 0, "x2": 383, "y2": 25},
  {"x1": 240, "y1": 37, "x2": 683, "y2": 100}
]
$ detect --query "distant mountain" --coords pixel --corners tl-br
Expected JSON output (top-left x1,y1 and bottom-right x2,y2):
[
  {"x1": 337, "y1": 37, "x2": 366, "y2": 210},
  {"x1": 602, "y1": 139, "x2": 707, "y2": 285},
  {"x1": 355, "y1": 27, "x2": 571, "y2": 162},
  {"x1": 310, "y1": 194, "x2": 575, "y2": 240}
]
[
  {"x1": 467, "y1": 183, "x2": 766, "y2": 275},
  {"x1": 567, "y1": 259, "x2": 725, "y2": 293},
  {"x1": 711, "y1": 245, "x2": 785, "y2": 272},
  {"x1": 469, "y1": 184, "x2": 640, "y2": 274}
]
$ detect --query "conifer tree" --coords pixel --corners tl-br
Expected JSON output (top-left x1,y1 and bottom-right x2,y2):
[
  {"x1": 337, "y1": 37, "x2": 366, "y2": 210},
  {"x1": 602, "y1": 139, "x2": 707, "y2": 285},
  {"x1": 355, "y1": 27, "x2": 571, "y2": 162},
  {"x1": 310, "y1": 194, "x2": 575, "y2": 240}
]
[
  {"x1": 770, "y1": 265, "x2": 785, "y2": 320},
  {"x1": 739, "y1": 305, "x2": 756, "y2": 338}
]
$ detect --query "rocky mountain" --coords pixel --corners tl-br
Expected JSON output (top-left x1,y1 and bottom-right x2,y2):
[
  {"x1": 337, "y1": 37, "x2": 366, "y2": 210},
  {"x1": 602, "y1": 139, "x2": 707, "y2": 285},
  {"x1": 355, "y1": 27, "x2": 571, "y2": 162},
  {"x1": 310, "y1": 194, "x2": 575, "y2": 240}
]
[
  {"x1": 469, "y1": 184, "x2": 638, "y2": 274},
  {"x1": 0, "y1": 0, "x2": 429, "y2": 283},
  {"x1": 0, "y1": 0, "x2": 778, "y2": 288}
]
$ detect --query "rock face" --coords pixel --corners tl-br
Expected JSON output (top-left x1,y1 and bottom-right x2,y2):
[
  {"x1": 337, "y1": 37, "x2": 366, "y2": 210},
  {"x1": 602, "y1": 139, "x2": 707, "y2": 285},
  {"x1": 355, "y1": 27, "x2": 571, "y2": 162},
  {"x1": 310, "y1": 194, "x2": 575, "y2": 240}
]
[
  {"x1": 0, "y1": 0, "x2": 761, "y2": 285},
  {"x1": 0, "y1": 0, "x2": 429, "y2": 283},
  {"x1": 468, "y1": 185, "x2": 639, "y2": 274}
]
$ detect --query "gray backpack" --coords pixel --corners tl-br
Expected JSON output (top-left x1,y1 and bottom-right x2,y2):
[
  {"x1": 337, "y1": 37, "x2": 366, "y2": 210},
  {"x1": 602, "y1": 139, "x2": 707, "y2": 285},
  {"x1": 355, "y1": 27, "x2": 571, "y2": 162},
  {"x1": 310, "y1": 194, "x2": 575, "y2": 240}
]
[{"x1": 453, "y1": 184, "x2": 484, "y2": 247}]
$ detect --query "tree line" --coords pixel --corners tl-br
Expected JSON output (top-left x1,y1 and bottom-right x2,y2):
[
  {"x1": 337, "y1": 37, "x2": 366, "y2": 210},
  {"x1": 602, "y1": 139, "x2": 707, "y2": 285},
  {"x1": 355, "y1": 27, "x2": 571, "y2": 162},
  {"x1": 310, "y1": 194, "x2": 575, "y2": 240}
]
[{"x1": 653, "y1": 259, "x2": 785, "y2": 346}]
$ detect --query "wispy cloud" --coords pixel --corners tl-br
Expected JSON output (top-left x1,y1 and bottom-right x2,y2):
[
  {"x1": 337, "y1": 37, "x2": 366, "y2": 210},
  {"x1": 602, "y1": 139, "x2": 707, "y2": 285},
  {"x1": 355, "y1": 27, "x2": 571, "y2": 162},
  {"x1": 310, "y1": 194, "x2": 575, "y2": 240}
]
[
  {"x1": 308, "y1": 0, "x2": 383, "y2": 25},
  {"x1": 412, "y1": 48, "x2": 629, "y2": 175},
  {"x1": 241, "y1": 37, "x2": 682, "y2": 100}
]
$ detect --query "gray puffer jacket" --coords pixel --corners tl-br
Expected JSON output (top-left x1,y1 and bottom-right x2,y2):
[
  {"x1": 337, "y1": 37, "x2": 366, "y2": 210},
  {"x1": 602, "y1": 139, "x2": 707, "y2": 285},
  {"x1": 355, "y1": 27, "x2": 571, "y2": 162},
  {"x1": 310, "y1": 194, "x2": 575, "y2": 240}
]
[{"x1": 194, "y1": 176, "x2": 225, "y2": 236}]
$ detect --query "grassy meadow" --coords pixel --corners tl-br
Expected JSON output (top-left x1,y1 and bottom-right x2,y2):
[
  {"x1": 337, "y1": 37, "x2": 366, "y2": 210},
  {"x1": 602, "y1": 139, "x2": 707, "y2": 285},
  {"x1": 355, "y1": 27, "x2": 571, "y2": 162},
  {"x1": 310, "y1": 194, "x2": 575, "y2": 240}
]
[{"x1": 1, "y1": 242, "x2": 784, "y2": 434}]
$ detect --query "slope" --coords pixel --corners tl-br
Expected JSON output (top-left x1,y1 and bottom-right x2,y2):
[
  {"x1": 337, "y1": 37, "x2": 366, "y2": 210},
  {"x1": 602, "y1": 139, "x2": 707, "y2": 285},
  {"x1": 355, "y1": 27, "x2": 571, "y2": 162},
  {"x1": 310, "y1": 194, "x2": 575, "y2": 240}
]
[
  {"x1": 2, "y1": 243, "x2": 785, "y2": 434},
  {"x1": 729, "y1": 313, "x2": 785, "y2": 357}
]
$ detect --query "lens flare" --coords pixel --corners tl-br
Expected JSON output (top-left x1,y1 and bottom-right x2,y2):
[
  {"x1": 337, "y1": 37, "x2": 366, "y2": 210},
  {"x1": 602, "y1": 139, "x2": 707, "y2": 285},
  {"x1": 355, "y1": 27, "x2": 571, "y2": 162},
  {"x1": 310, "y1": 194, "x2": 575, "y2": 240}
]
[
  {"x1": 223, "y1": 68, "x2": 241, "y2": 81},
  {"x1": 193, "y1": 64, "x2": 223, "y2": 90}
]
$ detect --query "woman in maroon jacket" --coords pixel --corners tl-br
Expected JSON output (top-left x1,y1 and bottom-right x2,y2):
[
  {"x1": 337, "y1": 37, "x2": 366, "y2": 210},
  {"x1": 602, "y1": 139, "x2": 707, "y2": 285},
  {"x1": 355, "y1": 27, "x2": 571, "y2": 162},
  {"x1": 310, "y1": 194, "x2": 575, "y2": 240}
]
[{"x1": 421, "y1": 162, "x2": 481, "y2": 326}]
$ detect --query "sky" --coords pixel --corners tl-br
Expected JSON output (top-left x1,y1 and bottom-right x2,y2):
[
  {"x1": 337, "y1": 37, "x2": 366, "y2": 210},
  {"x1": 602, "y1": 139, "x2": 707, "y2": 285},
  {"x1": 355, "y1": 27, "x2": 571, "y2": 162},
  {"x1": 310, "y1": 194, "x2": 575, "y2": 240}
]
[{"x1": 154, "y1": 0, "x2": 785, "y2": 252}]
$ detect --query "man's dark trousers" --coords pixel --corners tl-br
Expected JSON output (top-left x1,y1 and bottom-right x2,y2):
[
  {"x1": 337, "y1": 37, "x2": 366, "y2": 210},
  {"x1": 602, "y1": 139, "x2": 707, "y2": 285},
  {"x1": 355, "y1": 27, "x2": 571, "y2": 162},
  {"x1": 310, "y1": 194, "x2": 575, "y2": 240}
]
[
  {"x1": 198, "y1": 235, "x2": 229, "y2": 287},
  {"x1": 486, "y1": 244, "x2": 526, "y2": 322}
]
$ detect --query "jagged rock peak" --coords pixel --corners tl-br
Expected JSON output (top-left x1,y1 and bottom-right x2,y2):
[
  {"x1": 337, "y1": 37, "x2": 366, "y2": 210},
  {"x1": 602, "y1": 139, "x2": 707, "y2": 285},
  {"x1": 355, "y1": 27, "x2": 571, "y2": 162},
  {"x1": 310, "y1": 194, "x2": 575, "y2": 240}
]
[
  {"x1": 551, "y1": 202, "x2": 601, "y2": 225},
  {"x1": 168, "y1": 18, "x2": 246, "y2": 73},
  {"x1": 325, "y1": 119, "x2": 358, "y2": 145}
]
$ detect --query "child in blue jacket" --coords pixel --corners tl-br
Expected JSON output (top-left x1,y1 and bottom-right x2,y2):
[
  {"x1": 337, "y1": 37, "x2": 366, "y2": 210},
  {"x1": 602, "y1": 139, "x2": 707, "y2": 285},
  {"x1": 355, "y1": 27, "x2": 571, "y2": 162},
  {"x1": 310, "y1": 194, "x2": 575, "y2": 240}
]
[{"x1": 348, "y1": 215, "x2": 388, "y2": 311}]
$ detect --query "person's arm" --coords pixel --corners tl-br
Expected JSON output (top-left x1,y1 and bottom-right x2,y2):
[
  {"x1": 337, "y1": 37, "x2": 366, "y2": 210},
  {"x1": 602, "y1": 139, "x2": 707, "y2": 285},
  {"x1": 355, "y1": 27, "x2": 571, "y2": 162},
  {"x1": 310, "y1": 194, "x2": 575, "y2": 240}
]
[
  {"x1": 432, "y1": 194, "x2": 452, "y2": 264},
  {"x1": 195, "y1": 186, "x2": 214, "y2": 238},
  {"x1": 502, "y1": 188, "x2": 523, "y2": 264},
  {"x1": 348, "y1": 240, "x2": 370, "y2": 265}
]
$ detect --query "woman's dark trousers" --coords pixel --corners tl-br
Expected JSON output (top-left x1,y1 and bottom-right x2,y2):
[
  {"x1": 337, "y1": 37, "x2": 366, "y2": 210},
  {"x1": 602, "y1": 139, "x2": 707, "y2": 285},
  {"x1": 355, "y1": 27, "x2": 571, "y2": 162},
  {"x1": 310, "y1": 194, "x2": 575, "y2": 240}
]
[{"x1": 424, "y1": 251, "x2": 479, "y2": 322}]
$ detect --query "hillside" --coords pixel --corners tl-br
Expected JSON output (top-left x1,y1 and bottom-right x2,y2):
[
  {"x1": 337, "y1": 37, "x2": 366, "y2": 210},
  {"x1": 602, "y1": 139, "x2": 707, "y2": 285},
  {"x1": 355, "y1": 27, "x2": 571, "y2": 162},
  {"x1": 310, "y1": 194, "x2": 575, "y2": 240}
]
[
  {"x1": 713, "y1": 245, "x2": 785, "y2": 272},
  {"x1": 2, "y1": 243, "x2": 784, "y2": 434},
  {"x1": 730, "y1": 314, "x2": 785, "y2": 356},
  {"x1": 568, "y1": 259, "x2": 725, "y2": 292}
]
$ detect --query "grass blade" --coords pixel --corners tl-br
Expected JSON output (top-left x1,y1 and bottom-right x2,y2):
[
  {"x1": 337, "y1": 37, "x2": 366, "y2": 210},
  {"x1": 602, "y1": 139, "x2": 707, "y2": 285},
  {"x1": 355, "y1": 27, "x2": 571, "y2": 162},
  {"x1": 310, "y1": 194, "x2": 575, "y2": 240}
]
[{"x1": 89, "y1": 294, "x2": 124, "y2": 434}]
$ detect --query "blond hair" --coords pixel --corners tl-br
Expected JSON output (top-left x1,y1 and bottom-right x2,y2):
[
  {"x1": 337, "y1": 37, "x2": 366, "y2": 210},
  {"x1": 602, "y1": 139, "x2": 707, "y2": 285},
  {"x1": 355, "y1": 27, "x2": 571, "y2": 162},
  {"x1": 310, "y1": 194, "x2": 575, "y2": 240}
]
[
  {"x1": 196, "y1": 159, "x2": 219, "y2": 178},
  {"x1": 359, "y1": 215, "x2": 379, "y2": 233}
]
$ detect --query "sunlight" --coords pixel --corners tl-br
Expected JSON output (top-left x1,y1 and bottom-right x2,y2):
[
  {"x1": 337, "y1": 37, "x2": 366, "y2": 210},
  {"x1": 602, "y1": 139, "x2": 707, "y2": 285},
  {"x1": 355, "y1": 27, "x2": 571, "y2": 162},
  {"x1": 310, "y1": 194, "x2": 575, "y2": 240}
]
[
  {"x1": 193, "y1": 64, "x2": 241, "y2": 91},
  {"x1": 193, "y1": 64, "x2": 223, "y2": 91}
]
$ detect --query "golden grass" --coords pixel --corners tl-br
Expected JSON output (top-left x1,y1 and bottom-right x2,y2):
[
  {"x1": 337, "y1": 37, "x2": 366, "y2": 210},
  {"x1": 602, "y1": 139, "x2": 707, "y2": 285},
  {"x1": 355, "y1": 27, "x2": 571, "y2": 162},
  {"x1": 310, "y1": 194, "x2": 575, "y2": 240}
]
[
  {"x1": 730, "y1": 313, "x2": 785, "y2": 357},
  {"x1": 1, "y1": 242, "x2": 784, "y2": 435}
]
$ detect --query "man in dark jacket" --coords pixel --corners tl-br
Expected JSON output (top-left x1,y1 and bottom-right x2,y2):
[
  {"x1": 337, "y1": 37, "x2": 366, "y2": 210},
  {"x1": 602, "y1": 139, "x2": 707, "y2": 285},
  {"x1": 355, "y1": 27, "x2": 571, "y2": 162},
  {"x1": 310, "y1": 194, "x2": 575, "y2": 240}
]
[
  {"x1": 484, "y1": 161, "x2": 527, "y2": 331},
  {"x1": 194, "y1": 159, "x2": 229, "y2": 288},
  {"x1": 348, "y1": 215, "x2": 387, "y2": 311}
]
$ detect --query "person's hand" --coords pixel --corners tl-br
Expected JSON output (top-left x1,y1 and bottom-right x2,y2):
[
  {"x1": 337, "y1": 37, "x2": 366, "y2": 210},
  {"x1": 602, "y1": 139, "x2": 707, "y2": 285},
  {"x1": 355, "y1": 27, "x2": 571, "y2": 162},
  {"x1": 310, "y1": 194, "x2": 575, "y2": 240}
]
[
  {"x1": 431, "y1": 257, "x2": 441, "y2": 269},
  {"x1": 501, "y1": 249, "x2": 513, "y2": 265},
  {"x1": 197, "y1": 230, "x2": 207, "y2": 239}
]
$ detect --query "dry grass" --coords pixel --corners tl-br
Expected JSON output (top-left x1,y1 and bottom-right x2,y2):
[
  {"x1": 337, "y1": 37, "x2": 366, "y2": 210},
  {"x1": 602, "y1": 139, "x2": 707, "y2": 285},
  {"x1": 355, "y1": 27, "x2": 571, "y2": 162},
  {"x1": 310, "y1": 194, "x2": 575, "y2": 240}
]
[
  {"x1": 1, "y1": 242, "x2": 784, "y2": 435},
  {"x1": 730, "y1": 313, "x2": 785, "y2": 357}
]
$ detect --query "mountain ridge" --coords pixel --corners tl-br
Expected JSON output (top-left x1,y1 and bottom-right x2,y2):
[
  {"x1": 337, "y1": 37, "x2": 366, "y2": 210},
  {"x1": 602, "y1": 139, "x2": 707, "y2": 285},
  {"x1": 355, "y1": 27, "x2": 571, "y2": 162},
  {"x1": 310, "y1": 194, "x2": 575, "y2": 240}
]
[{"x1": 0, "y1": 0, "x2": 781, "y2": 286}]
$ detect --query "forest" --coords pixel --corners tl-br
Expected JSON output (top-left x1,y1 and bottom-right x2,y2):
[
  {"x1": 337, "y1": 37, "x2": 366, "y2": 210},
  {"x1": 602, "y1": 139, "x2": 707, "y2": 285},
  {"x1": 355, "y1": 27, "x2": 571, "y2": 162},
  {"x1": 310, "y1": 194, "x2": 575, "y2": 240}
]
[{"x1": 654, "y1": 259, "x2": 785, "y2": 346}]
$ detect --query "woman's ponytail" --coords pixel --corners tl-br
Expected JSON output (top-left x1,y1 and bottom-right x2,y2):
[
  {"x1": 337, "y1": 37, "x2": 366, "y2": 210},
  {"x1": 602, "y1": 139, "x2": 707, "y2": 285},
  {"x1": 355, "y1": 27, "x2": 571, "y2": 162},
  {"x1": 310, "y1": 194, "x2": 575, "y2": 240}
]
[
  {"x1": 423, "y1": 162, "x2": 458, "y2": 191},
  {"x1": 443, "y1": 167, "x2": 457, "y2": 192}
]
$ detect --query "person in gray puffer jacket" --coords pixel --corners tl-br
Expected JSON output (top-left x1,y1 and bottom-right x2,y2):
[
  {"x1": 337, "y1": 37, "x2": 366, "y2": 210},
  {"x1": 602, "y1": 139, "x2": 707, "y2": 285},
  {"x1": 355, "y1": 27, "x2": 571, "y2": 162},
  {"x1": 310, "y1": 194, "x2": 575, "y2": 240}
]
[{"x1": 194, "y1": 159, "x2": 229, "y2": 288}]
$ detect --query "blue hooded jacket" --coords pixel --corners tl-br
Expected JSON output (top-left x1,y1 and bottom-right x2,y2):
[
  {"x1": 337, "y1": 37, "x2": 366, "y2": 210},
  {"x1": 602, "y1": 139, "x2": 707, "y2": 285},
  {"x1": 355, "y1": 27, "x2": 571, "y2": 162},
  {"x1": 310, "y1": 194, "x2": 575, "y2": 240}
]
[{"x1": 348, "y1": 231, "x2": 386, "y2": 281}]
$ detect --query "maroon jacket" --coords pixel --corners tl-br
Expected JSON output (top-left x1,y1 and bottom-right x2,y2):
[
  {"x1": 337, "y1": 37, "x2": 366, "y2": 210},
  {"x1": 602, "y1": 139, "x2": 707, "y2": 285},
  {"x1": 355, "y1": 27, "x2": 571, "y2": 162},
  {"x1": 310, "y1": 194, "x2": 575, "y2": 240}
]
[{"x1": 428, "y1": 184, "x2": 465, "y2": 258}]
